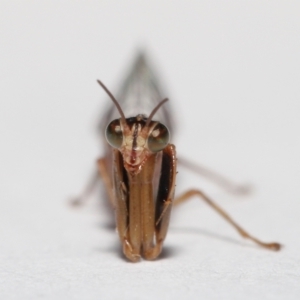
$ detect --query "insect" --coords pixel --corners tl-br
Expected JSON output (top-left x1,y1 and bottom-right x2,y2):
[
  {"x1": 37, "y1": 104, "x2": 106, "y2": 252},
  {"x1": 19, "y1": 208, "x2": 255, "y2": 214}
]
[{"x1": 74, "y1": 54, "x2": 281, "y2": 262}]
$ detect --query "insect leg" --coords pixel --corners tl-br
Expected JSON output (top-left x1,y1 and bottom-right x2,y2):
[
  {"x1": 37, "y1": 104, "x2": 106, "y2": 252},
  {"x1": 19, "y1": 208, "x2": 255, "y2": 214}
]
[
  {"x1": 70, "y1": 167, "x2": 99, "y2": 206},
  {"x1": 122, "y1": 237, "x2": 141, "y2": 262},
  {"x1": 97, "y1": 157, "x2": 115, "y2": 208},
  {"x1": 143, "y1": 144, "x2": 177, "y2": 260},
  {"x1": 178, "y1": 156, "x2": 251, "y2": 195},
  {"x1": 113, "y1": 149, "x2": 141, "y2": 262},
  {"x1": 174, "y1": 189, "x2": 281, "y2": 251}
]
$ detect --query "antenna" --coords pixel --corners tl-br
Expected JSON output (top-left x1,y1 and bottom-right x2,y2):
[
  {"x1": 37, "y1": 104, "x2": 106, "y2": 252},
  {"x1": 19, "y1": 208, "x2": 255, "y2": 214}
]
[
  {"x1": 97, "y1": 80, "x2": 126, "y2": 123},
  {"x1": 145, "y1": 98, "x2": 169, "y2": 127}
]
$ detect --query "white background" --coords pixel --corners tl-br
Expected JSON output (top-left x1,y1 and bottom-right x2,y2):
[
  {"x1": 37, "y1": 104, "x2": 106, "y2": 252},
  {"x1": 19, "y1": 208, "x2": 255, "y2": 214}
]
[{"x1": 1, "y1": 1, "x2": 299, "y2": 299}]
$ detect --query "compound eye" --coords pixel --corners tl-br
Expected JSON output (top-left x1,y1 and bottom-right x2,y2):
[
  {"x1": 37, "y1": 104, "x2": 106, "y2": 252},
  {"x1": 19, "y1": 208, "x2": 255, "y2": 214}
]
[
  {"x1": 148, "y1": 123, "x2": 170, "y2": 152},
  {"x1": 105, "y1": 119, "x2": 123, "y2": 148}
]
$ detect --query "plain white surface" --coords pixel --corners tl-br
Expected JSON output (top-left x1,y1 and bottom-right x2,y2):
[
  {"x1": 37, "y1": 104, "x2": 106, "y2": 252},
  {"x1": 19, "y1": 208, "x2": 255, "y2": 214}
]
[{"x1": 1, "y1": 1, "x2": 300, "y2": 299}]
